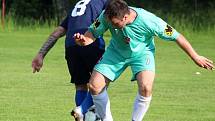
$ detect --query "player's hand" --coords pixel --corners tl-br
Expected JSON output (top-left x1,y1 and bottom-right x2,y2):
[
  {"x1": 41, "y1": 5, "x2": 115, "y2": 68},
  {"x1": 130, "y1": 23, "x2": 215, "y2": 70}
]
[
  {"x1": 32, "y1": 53, "x2": 44, "y2": 73},
  {"x1": 73, "y1": 33, "x2": 94, "y2": 46},
  {"x1": 73, "y1": 33, "x2": 85, "y2": 46},
  {"x1": 193, "y1": 55, "x2": 214, "y2": 70}
]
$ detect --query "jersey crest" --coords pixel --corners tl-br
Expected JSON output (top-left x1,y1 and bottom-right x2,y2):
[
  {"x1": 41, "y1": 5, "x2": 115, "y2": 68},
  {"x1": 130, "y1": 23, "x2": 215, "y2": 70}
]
[
  {"x1": 165, "y1": 25, "x2": 173, "y2": 36},
  {"x1": 93, "y1": 19, "x2": 101, "y2": 30},
  {"x1": 124, "y1": 36, "x2": 130, "y2": 44}
]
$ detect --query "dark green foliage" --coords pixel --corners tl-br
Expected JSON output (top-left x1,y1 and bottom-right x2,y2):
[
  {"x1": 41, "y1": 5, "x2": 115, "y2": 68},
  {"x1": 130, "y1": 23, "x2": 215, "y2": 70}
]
[
  {"x1": 1, "y1": 0, "x2": 214, "y2": 28},
  {"x1": 0, "y1": 0, "x2": 54, "y2": 25},
  {"x1": 9, "y1": 0, "x2": 54, "y2": 25},
  {"x1": 126, "y1": 0, "x2": 215, "y2": 29}
]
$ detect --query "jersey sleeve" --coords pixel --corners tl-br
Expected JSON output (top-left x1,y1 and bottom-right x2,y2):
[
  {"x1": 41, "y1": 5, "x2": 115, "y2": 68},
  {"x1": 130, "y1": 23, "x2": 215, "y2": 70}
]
[
  {"x1": 148, "y1": 15, "x2": 180, "y2": 41},
  {"x1": 60, "y1": 16, "x2": 68, "y2": 30},
  {"x1": 88, "y1": 11, "x2": 109, "y2": 38}
]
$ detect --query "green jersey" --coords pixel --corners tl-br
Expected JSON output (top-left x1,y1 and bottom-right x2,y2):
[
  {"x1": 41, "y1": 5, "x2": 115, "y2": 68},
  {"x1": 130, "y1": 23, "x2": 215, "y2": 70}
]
[{"x1": 89, "y1": 7, "x2": 180, "y2": 58}]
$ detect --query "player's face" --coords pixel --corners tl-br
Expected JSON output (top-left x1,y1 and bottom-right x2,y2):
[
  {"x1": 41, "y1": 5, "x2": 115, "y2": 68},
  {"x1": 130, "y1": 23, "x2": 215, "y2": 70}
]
[{"x1": 110, "y1": 16, "x2": 127, "y2": 29}]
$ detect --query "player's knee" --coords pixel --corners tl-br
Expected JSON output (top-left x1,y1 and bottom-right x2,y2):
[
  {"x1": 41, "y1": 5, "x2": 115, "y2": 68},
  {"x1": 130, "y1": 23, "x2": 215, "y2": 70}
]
[
  {"x1": 88, "y1": 71, "x2": 107, "y2": 95},
  {"x1": 75, "y1": 84, "x2": 88, "y2": 91},
  {"x1": 139, "y1": 85, "x2": 152, "y2": 96},
  {"x1": 88, "y1": 81, "x2": 102, "y2": 95}
]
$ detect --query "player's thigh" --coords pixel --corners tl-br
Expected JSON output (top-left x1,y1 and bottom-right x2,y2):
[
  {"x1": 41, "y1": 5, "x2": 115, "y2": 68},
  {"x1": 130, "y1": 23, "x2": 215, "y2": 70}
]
[
  {"x1": 130, "y1": 51, "x2": 155, "y2": 81},
  {"x1": 94, "y1": 47, "x2": 127, "y2": 81},
  {"x1": 136, "y1": 70, "x2": 155, "y2": 97},
  {"x1": 65, "y1": 46, "x2": 90, "y2": 84},
  {"x1": 80, "y1": 45, "x2": 105, "y2": 71},
  {"x1": 89, "y1": 70, "x2": 110, "y2": 95}
]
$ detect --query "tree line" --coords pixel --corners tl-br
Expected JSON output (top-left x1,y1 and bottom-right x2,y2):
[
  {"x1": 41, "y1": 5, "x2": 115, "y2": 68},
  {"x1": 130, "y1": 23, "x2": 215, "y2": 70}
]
[{"x1": 1, "y1": 0, "x2": 214, "y2": 27}]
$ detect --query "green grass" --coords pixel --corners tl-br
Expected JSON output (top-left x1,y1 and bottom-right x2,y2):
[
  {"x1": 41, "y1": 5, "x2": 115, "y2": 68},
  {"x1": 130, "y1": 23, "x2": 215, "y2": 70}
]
[{"x1": 0, "y1": 27, "x2": 215, "y2": 121}]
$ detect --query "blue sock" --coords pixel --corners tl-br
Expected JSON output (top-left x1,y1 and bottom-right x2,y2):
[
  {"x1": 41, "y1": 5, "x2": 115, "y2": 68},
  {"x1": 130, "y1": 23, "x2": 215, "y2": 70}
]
[
  {"x1": 80, "y1": 92, "x2": 94, "y2": 114},
  {"x1": 75, "y1": 90, "x2": 88, "y2": 106}
]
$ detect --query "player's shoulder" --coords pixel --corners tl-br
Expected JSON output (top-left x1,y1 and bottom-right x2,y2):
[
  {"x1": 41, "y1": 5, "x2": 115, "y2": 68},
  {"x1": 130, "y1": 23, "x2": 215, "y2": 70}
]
[
  {"x1": 88, "y1": 0, "x2": 107, "y2": 9},
  {"x1": 131, "y1": 7, "x2": 162, "y2": 31},
  {"x1": 133, "y1": 7, "x2": 160, "y2": 25},
  {"x1": 89, "y1": 0, "x2": 107, "y2": 5},
  {"x1": 131, "y1": 7, "x2": 156, "y2": 19},
  {"x1": 69, "y1": 0, "x2": 107, "y2": 12}
]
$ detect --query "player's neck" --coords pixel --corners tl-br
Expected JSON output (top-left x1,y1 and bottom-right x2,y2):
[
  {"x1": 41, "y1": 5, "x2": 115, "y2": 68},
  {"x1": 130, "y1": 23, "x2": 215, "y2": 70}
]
[{"x1": 127, "y1": 9, "x2": 137, "y2": 24}]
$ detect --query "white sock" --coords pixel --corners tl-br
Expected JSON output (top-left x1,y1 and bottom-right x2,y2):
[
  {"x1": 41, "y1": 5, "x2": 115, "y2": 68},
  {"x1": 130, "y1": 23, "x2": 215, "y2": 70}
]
[
  {"x1": 91, "y1": 88, "x2": 113, "y2": 121},
  {"x1": 73, "y1": 106, "x2": 84, "y2": 118},
  {"x1": 132, "y1": 93, "x2": 152, "y2": 121}
]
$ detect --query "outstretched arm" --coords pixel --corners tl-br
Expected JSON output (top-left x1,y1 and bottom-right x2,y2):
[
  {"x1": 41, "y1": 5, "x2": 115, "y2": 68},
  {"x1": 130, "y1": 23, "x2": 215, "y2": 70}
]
[
  {"x1": 38, "y1": 26, "x2": 66, "y2": 57},
  {"x1": 74, "y1": 31, "x2": 96, "y2": 46},
  {"x1": 176, "y1": 34, "x2": 214, "y2": 70},
  {"x1": 32, "y1": 26, "x2": 66, "y2": 73}
]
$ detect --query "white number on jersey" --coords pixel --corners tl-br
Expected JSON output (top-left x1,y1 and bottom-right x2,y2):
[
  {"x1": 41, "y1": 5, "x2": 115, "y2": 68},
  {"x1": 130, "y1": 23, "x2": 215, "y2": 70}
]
[{"x1": 71, "y1": 0, "x2": 91, "y2": 17}]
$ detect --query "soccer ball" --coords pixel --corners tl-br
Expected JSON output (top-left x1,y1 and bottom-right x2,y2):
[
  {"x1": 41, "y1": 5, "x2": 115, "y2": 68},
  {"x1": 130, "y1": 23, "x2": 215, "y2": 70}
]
[{"x1": 84, "y1": 106, "x2": 101, "y2": 121}]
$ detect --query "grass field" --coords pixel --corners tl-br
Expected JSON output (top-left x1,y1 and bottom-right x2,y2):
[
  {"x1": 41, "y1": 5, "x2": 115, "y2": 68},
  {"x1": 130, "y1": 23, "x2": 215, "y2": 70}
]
[{"x1": 0, "y1": 27, "x2": 215, "y2": 121}]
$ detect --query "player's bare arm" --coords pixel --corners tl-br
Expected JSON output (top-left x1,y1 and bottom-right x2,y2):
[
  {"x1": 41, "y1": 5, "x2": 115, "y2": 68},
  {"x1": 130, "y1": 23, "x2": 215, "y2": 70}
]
[
  {"x1": 176, "y1": 34, "x2": 214, "y2": 70},
  {"x1": 32, "y1": 26, "x2": 66, "y2": 73},
  {"x1": 74, "y1": 31, "x2": 96, "y2": 46}
]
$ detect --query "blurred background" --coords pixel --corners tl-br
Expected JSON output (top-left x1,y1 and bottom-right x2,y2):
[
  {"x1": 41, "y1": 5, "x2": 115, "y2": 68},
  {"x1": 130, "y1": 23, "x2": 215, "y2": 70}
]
[
  {"x1": 1, "y1": 0, "x2": 215, "y2": 30},
  {"x1": 0, "y1": 1, "x2": 214, "y2": 121}
]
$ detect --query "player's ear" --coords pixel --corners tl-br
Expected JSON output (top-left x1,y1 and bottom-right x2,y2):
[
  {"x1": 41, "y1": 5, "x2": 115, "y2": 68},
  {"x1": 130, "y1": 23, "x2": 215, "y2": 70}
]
[{"x1": 123, "y1": 15, "x2": 128, "y2": 21}]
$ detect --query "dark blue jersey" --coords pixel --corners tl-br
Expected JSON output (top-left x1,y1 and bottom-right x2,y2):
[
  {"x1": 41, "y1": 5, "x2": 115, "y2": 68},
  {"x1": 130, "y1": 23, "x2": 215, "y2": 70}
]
[{"x1": 60, "y1": 0, "x2": 107, "y2": 49}]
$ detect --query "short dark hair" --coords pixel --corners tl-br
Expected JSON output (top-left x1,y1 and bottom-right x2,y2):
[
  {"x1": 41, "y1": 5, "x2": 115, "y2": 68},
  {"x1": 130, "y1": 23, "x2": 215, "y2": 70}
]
[{"x1": 104, "y1": 0, "x2": 130, "y2": 20}]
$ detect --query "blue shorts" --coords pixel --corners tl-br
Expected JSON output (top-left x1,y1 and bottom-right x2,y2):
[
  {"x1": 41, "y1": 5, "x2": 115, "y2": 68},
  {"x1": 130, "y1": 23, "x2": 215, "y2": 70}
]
[
  {"x1": 94, "y1": 48, "x2": 155, "y2": 81},
  {"x1": 65, "y1": 44, "x2": 104, "y2": 85}
]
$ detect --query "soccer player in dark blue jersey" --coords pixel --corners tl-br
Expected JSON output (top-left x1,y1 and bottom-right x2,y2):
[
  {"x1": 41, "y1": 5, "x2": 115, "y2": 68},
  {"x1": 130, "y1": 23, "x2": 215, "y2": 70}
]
[{"x1": 32, "y1": 0, "x2": 107, "y2": 120}]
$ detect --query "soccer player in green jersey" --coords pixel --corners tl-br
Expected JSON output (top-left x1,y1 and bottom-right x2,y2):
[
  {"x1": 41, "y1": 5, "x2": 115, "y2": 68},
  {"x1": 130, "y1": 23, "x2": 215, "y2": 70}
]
[{"x1": 74, "y1": 0, "x2": 214, "y2": 120}]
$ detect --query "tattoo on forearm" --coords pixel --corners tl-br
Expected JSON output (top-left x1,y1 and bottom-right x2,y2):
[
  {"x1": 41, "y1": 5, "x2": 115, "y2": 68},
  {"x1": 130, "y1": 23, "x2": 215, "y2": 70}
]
[{"x1": 39, "y1": 35, "x2": 58, "y2": 57}]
